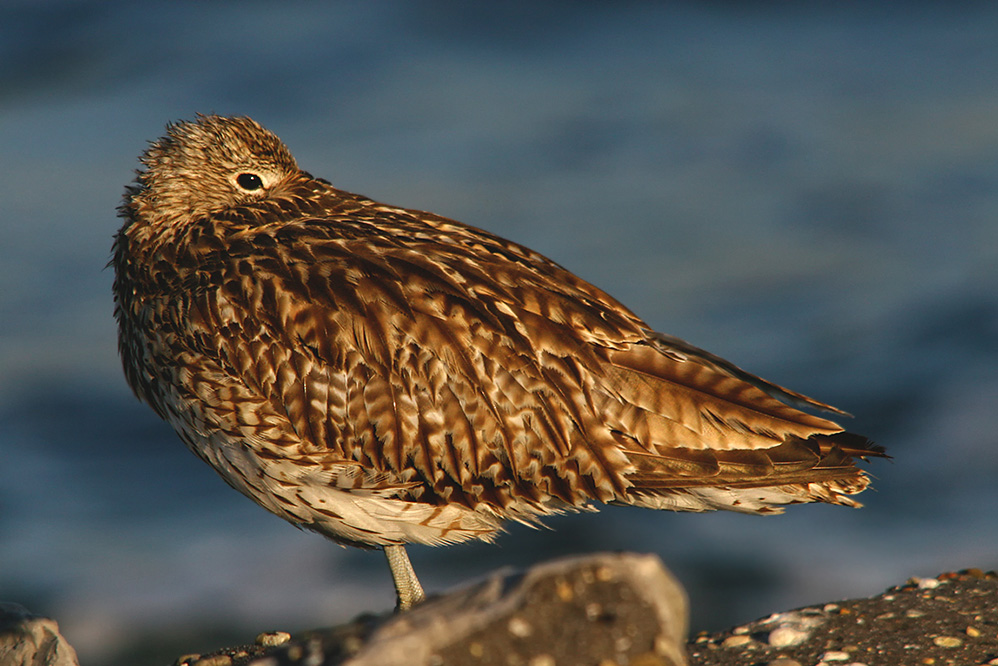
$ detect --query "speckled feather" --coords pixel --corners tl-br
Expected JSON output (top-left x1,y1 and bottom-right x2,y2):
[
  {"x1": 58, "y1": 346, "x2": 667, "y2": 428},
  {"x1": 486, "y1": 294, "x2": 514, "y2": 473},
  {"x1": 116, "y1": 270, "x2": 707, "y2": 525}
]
[{"x1": 113, "y1": 115, "x2": 884, "y2": 551}]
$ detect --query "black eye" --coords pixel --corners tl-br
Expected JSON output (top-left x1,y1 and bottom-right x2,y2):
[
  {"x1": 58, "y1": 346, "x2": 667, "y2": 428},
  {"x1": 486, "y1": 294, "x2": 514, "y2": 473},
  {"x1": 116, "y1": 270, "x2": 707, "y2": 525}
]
[{"x1": 236, "y1": 173, "x2": 264, "y2": 191}]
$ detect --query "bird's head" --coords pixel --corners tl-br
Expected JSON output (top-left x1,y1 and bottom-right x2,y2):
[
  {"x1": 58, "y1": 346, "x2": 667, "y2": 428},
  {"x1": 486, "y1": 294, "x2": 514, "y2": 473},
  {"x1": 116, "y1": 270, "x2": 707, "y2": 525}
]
[{"x1": 123, "y1": 114, "x2": 302, "y2": 226}]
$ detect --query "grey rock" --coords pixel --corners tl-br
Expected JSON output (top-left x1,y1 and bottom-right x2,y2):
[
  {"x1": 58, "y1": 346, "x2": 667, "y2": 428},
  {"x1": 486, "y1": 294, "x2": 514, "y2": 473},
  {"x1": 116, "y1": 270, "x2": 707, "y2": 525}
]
[
  {"x1": 759, "y1": 609, "x2": 829, "y2": 648},
  {"x1": 0, "y1": 603, "x2": 80, "y2": 666},
  {"x1": 245, "y1": 552, "x2": 688, "y2": 666}
]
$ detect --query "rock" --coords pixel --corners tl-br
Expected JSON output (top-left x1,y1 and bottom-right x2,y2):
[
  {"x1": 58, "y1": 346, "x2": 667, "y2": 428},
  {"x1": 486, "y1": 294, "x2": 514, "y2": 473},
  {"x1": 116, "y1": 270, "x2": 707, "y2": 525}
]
[
  {"x1": 766, "y1": 626, "x2": 809, "y2": 648},
  {"x1": 175, "y1": 552, "x2": 689, "y2": 666},
  {"x1": 759, "y1": 610, "x2": 829, "y2": 648},
  {"x1": 255, "y1": 632, "x2": 292, "y2": 648},
  {"x1": 262, "y1": 552, "x2": 687, "y2": 666},
  {"x1": 0, "y1": 602, "x2": 80, "y2": 666}
]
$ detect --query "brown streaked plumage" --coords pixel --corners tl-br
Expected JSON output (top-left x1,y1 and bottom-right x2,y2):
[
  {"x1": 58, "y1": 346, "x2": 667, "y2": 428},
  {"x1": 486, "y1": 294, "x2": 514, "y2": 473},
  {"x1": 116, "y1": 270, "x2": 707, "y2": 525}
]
[{"x1": 113, "y1": 114, "x2": 885, "y2": 611}]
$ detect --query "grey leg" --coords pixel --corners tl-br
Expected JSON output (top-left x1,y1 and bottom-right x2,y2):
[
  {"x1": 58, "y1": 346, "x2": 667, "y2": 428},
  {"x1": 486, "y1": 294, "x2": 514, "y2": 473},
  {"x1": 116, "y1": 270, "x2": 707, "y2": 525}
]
[{"x1": 383, "y1": 544, "x2": 426, "y2": 611}]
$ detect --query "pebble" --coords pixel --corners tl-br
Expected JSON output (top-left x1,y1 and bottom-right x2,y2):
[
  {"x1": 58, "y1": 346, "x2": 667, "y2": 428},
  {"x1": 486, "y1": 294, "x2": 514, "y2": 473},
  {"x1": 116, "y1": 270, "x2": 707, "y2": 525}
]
[
  {"x1": 820, "y1": 650, "x2": 851, "y2": 661},
  {"x1": 193, "y1": 657, "x2": 231, "y2": 666},
  {"x1": 767, "y1": 659, "x2": 803, "y2": 666},
  {"x1": 508, "y1": 616, "x2": 533, "y2": 638},
  {"x1": 528, "y1": 655, "x2": 556, "y2": 666},
  {"x1": 722, "y1": 635, "x2": 754, "y2": 648},
  {"x1": 913, "y1": 577, "x2": 941, "y2": 589},
  {"x1": 770, "y1": 610, "x2": 829, "y2": 628},
  {"x1": 554, "y1": 578, "x2": 574, "y2": 602},
  {"x1": 933, "y1": 635, "x2": 963, "y2": 648},
  {"x1": 255, "y1": 631, "x2": 291, "y2": 647},
  {"x1": 966, "y1": 625, "x2": 981, "y2": 637},
  {"x1": 768, "y1": 626, "x2": 810, "y2": 647}
]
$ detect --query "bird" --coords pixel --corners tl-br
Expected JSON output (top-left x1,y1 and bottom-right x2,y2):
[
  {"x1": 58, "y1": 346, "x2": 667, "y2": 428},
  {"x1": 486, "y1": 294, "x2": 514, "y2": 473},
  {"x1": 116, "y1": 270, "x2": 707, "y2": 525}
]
[{"x1": 113, "y1": 114, "x2": 884, "y2": 611}]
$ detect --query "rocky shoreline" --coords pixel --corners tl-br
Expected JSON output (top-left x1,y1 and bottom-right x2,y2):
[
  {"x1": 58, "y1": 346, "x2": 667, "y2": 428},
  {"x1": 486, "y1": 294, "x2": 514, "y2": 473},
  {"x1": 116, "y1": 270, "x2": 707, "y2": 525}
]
[
  {"x1": 3, "y1": 554, "x2": 996, "y2": 666},
  {"x1": 688, "y1": 568, "x2": 998, "y2": 666}
]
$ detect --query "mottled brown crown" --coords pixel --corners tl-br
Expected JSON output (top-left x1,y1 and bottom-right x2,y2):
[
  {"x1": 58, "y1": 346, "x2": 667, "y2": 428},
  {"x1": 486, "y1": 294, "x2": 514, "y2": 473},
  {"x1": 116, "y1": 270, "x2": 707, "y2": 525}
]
[{"x1": 113, "y1": 115, "x2": 885, "y2": 550}]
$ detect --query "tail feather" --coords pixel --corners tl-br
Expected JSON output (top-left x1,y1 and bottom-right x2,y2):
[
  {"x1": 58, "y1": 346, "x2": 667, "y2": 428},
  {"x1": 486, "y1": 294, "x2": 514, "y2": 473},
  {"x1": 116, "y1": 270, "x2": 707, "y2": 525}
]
[
  {"x1": 576, "y1": 329, "x2": 887, "y2": 514},
  {"x1": 620, "y1": 431, "x2": 885, "y2": 513}
]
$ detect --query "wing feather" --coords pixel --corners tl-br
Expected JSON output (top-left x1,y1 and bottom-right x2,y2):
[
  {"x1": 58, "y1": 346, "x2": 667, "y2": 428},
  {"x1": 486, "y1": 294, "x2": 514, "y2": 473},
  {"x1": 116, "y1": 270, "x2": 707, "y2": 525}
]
[{"x1": 178, "y1": 187, "x2": 881, "y2": 519}]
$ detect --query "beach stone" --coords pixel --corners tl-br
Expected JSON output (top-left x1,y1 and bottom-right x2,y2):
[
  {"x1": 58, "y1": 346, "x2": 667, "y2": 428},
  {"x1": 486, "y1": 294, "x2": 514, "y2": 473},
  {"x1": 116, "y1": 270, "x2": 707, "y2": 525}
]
[
  {"x1": 767, "y1": 626, "x2": 810, "y2": 647},
  {"x1": 247, "y1": 552, "x2": 688, "y2": 666},
  {"x1": 932, "y1": 635, "x2": 962, "y2": 648},
  {"x1": 256, "y1": 632, "x2": 292, "y2": 647},
  {"x1": 722, "y1": 635, "x2": 753, "y2": 648},
  {"x1": 0, "y1": 603, "x2": 80, "y2": 666}
]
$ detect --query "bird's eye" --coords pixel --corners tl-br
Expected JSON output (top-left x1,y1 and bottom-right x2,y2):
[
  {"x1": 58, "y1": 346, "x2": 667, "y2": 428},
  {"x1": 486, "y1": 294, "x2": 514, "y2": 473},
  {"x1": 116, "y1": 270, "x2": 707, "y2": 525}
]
[{"x1": 236, "y1": 173, "x2": 264, "y2": 191}]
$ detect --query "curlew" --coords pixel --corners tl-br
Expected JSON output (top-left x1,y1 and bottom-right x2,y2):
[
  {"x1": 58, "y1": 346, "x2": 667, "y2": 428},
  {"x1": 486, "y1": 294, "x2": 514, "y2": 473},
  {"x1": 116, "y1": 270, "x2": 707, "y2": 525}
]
[{"x1": 113, "y1": 115, "x2": 884, "y2": 611}]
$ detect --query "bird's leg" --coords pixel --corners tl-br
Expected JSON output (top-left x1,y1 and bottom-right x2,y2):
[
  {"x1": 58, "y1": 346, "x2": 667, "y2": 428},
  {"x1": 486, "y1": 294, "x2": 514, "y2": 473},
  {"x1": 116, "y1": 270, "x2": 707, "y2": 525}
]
[{"x1": 383, "y1": 544, "x2": 426, "y2": 611}]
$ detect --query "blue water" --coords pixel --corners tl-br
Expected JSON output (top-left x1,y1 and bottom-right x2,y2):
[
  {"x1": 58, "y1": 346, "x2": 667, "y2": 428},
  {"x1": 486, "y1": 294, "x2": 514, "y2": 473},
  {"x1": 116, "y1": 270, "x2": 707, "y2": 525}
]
[{"x1": 2, "y1": 3, "x2": 997, "y2": 664}]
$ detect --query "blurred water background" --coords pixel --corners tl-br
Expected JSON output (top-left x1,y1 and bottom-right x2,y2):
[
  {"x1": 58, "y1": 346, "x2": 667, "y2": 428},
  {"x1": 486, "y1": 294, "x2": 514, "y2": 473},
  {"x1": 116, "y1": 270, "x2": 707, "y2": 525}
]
[{"x1": 1, "y1": 2, "x2": 997, "y2": 664}]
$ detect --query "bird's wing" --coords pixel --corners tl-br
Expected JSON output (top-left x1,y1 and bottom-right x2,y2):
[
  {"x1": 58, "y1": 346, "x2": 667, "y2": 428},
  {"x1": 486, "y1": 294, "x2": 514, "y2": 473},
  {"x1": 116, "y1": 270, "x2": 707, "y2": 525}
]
[{"x1": 195, "y1": 194, "x2": 879, "y2": 514}]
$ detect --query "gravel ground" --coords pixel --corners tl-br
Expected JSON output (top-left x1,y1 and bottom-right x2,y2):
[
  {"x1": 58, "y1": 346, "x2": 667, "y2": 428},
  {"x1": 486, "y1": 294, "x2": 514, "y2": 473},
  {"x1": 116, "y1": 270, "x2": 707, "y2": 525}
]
[
  {"x1": 688, "y1": 569, "x2": 998, "y2": 666},
  {"x1": 167, "y1": 568, "x2": 998, "y2": 666}
]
